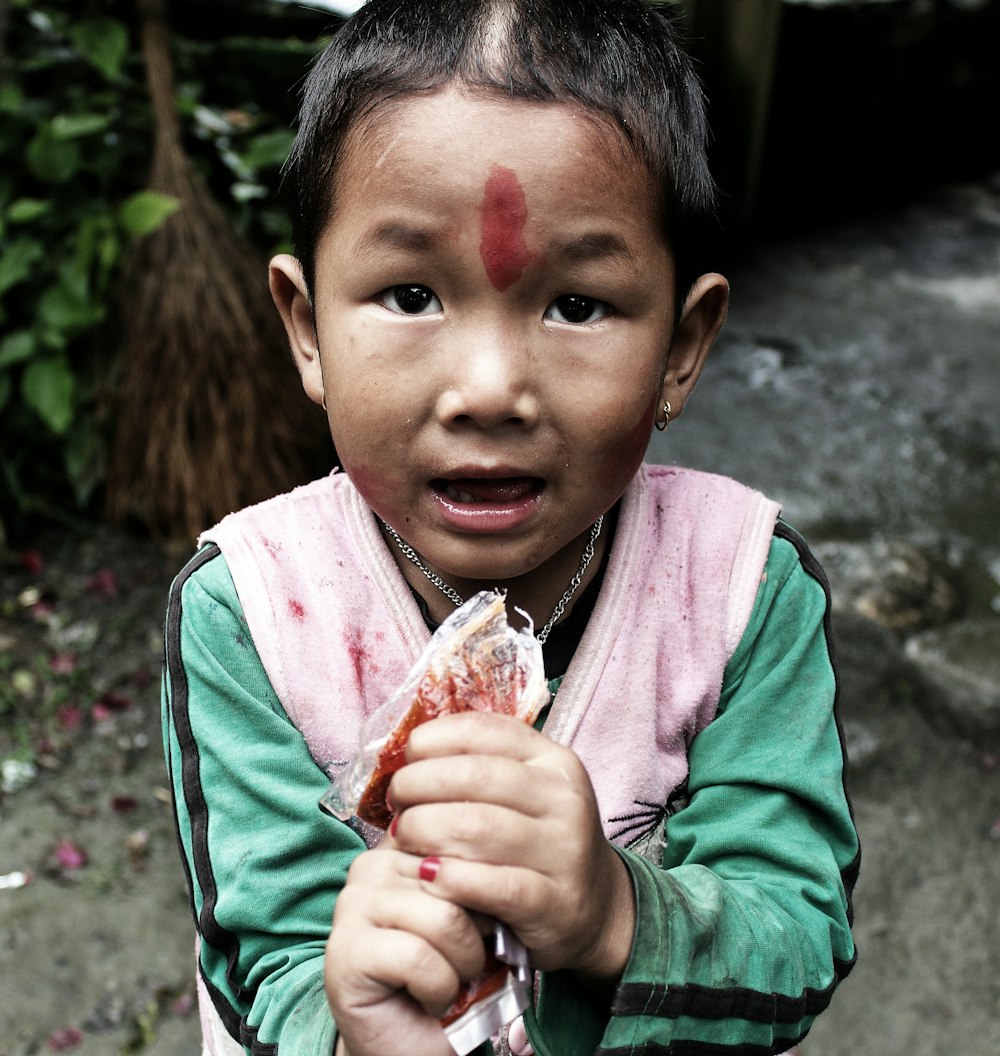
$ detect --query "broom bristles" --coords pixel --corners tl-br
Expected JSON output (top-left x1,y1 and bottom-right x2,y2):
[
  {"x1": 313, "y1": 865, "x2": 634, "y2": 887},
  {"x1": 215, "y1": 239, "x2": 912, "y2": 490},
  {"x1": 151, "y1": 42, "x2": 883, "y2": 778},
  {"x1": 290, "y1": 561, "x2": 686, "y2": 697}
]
[{"x1": 107, "y1": 138, "x2": 330, "y2": 541}]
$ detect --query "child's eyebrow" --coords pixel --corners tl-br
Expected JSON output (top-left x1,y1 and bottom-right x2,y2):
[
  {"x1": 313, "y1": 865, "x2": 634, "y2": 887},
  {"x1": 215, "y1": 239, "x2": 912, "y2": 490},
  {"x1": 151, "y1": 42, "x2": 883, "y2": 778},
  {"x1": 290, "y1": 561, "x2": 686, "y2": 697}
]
[
  {"x1": 352, "y1": 221, "x2": 447, "y2": 256},
  {"x1": 550, "y1": 232, "x2": 638, "y2": 267}
]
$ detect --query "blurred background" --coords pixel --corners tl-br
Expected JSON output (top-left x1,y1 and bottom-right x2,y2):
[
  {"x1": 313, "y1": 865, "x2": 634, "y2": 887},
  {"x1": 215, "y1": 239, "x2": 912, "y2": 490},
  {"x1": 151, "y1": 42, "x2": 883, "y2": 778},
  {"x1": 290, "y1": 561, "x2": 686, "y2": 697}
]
[{"x1": 1, "y1": 1, "x2": 998, "y2": 1053}]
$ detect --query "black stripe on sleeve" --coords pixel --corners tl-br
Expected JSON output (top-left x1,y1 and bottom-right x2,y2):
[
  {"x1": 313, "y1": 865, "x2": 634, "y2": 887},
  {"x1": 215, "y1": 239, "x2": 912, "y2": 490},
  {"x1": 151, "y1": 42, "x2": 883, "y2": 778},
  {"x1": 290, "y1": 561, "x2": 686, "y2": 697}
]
[
  {"x1": 611, "y1": 960, "x2": 851, "y2": 1022},
  {"x1": 773, "y1": 519, "x2": 861, "y2": 927},
  {"x1": 164, "y1": 544, "x2": 278, "y2": 1055},
  {"x1": 596, "y1": 1033, "x2": 807, "y2": 1056}
]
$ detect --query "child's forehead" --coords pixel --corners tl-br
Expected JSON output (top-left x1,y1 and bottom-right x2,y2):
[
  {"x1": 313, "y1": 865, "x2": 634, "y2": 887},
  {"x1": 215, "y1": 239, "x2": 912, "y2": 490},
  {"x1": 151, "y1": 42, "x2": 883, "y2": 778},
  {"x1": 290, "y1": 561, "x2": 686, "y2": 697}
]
[
  {"x1": 326, "y1": 85, "x2": 663, "y2": 241},
  {"x1": 344, "y1": 84, "x2": 643, "y2": 182}
]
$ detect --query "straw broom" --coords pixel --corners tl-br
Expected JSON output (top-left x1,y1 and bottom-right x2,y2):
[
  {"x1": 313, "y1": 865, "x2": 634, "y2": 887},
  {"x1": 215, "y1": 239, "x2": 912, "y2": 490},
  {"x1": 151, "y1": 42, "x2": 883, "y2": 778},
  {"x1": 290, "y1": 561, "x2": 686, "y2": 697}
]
[{"x1": 106, "y1": 0, "x2": 330, "y2": 540}]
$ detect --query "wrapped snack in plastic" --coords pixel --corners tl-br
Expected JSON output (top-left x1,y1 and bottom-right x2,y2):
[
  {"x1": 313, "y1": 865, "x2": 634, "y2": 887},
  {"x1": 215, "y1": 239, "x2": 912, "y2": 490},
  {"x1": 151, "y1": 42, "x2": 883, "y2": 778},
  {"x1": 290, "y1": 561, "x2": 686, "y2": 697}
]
[
  {"x1": 319, "y1": 590, "x2": 547, "y2": 1053},
  {"x1": 442, "y1": 922, "x2": 532, "y2": 1055},
  {"x1": 320, "y1": 590, "x2": 549, "y2": 828}
]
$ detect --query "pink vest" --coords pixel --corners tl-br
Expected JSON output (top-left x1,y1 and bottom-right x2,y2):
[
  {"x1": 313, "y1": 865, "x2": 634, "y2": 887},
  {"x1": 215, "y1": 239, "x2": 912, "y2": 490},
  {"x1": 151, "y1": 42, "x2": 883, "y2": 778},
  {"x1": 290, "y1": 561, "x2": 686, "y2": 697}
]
[{"x1": 202, "y1": 464, "x2": 779, "y2": 856}]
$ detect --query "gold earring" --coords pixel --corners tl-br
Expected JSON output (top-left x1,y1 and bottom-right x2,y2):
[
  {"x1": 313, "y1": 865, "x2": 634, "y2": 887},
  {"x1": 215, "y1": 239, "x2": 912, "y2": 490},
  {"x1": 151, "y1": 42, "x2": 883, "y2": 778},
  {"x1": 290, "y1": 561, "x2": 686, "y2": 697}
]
[{"x1": 655, "y1": 400, "x2": 671, "y2": 432}]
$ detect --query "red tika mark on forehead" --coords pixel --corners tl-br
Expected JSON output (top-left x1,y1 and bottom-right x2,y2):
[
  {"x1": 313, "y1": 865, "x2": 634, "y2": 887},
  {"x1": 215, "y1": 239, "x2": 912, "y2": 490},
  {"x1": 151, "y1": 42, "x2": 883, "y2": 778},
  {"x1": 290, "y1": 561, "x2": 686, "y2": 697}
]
[{"x1": 479, "y1": 165, "x2": 535, "y2": 291}]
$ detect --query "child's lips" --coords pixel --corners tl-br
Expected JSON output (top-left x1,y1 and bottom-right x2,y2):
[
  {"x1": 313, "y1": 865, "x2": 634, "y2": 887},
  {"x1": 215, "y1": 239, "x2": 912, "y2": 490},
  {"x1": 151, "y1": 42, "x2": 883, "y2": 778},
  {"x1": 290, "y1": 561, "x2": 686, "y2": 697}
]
[{"x1": 430, "y1": 477, "x2": 544, "y2": 532}]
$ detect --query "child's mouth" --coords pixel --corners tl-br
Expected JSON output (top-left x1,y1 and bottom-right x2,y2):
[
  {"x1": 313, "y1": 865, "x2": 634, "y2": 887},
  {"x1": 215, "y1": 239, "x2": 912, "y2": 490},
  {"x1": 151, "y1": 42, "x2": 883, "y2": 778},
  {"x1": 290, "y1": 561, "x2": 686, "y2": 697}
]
[
  {"x1": 430, "y1": 477, "x2": 543, "y2": 532},
  {"x1": 436, "y1": 477, "x2": 541, "y2": 505}
]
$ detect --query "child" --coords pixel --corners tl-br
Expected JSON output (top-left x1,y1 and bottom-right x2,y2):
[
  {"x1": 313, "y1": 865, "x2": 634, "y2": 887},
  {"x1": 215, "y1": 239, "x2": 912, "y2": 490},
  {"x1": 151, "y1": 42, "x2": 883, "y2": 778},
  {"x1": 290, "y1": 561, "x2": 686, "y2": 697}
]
[{"x1": 162, "y1": 2, "x2": 859, "y2": 1054}]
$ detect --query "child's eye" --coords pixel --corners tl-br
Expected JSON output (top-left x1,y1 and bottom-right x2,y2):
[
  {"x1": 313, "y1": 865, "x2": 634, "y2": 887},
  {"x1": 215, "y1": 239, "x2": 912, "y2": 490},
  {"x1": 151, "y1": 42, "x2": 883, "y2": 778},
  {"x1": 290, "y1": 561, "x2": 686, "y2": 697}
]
[
  {"x1": 378, "y1": 285, "x2": 442, "y2": 316},
  {"x1": 544, "y1": 295, "x2": 613, "y2": 325}
]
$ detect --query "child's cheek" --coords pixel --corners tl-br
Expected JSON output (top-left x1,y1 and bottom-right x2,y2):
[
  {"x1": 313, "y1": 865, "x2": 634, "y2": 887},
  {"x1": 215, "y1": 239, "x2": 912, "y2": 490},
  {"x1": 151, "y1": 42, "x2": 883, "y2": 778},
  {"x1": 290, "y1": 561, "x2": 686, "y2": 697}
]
[
  {"x1": 595, "y1": 395, "x2": 658, "y2": 488},
  {"x1": 341, "y1": 459, "x2": 399, "y2": 514}
]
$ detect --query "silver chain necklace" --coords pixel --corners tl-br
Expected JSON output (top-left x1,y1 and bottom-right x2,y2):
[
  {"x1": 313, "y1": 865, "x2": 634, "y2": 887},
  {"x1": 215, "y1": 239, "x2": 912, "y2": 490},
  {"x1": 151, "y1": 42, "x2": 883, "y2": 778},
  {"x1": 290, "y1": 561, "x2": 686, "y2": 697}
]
[{"x1": 380, "y1": 516, "x2": 605, "y2": 644}]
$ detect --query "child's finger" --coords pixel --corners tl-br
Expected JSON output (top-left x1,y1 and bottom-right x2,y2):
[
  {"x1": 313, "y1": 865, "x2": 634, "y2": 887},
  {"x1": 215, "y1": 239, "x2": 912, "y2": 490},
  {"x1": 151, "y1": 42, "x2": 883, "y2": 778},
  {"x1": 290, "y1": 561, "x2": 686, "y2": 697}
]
[
  {"x1": 333, "y1": 925, "x2": 463, "y2": 1018},
  {"x1": 404, "y1": 710, "x2": 543, "y2": 762},
  {"x1": 338, "y1": 852, "x2": 488, "y2": 982},
  {"x1": 389, "y1": 753, "x2": 554, "y2": 818},
  {"x1": 409, "y1": 846, "x2": 635, "y2": 979},
  {"x1": 395, "y1": 799, "x2": 562, "y2": 870}
]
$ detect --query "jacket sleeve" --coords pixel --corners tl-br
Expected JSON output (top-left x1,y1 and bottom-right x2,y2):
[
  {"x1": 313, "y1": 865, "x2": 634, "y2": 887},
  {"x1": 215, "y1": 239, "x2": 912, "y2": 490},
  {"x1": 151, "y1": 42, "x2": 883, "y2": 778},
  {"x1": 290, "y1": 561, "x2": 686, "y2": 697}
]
[
  {"x1": 528, "y1": 524, "x2": 860, "y2": 1055},
  {"x1": 162, "y1": 544, "x2": 360, "y2": 1056}
]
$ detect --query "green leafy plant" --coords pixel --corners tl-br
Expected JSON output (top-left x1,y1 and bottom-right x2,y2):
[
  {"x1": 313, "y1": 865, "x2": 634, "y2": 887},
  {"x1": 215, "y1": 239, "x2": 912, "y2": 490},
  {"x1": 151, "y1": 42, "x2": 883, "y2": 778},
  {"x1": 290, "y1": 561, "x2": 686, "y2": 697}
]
[
  {"x1": 0, "y1": 4, "x2": 161, "y2": 527},
  {"x1": 0, "y1": 0, "x2": 324, "y2": 539}
]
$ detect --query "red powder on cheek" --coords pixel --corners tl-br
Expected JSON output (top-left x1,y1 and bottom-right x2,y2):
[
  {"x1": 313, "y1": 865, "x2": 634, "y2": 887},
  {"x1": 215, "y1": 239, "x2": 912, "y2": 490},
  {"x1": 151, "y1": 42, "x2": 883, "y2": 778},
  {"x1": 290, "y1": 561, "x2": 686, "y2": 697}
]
[
  {"x1": 342, "y1": 459, "x2": 396, "y2": 512},
  {"x1": 479, "y1": 165, "x2": 536, "y2": 291},
  {"x1": 598, "y1": 395, "x2": 659, "y2": 487}
]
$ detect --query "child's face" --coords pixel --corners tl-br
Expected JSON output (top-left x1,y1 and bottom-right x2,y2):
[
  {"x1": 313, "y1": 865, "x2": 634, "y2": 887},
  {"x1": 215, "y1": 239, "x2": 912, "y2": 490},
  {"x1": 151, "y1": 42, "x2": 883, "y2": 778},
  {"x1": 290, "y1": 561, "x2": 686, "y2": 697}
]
[{"x1": 272, "y1": 86, "x2": 726, "y2": 601}]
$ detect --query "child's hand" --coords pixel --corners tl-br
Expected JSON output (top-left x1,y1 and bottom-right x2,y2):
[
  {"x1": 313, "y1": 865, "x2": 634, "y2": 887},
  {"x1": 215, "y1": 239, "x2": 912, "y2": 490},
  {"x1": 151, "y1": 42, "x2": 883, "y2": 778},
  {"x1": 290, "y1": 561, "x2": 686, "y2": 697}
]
[
  {"x1": 326, "y1": 840, "x2": 487, "y2": 1056},
  {"x1": 388, "y1": 711, "x2": 636, "y2": 985}
]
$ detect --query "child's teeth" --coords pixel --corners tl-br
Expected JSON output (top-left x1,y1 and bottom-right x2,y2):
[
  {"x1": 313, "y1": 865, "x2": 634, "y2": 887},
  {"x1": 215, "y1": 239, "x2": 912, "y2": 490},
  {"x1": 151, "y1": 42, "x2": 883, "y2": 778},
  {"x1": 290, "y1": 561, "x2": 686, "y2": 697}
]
[{"x1": 446, "y1": 484, "x2": 477, "y2": 503}]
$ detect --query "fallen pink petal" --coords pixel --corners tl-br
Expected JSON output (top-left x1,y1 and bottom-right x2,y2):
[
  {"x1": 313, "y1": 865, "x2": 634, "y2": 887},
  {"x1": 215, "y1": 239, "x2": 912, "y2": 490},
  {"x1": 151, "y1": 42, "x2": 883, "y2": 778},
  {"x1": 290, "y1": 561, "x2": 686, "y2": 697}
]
[
  {"x1": 98, "y1": 690, "x2": 133, "y2": 712},
  {"x1": 87, "y1": 568, "x2": 119, "y2": 598},
  {"x1": 54, "y1": 840, "x2": 88, "y2": 871},
  {"x1": 28, "y1": 600, "x2": 56, "y2": 622},
  {"x1": 48, "y1": 652, "x2": 77, "y2": 676},
  {"x1": 56, "y1": 705, "x2": 84, "y2": 732},
  {"x1": 47, "y1": 1027, "x2": 84, "y2": 1051}
]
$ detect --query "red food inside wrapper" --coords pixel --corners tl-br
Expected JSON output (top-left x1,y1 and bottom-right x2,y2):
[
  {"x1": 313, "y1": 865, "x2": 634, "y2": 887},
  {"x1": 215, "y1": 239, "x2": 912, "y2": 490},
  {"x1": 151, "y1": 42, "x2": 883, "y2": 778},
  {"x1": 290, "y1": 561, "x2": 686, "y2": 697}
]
[
  {"x1": 356, "y1": 661, "x2": 535, "y2": 829},
  {"x1": 440, "y1": 950, "x2": 509, "y2": 1027},
  {"x1": 326, "y1": 591, "x2": 547, "y2": 831}
]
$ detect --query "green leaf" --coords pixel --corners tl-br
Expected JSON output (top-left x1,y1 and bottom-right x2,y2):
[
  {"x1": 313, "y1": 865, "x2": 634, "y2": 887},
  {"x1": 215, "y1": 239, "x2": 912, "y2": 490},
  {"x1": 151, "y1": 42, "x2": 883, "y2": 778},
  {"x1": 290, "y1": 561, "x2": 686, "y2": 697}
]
[
  {"x1": 65, "y1": 418, "x2": 105, "y2": 507},
  {"x1": 0, "y1": 84, "x2": 24, "y2": 115},
  {"x1": 50, "y1": 113, "x2": 111, "y2": 140},
  {"x1": 21, "y1": 357, "x2": 75, "y2": 435},
  {"x1": 69, "y1": 19, "x2": 130, "y2": 81},
  {"x1": 0, "y1": 237, "x2": 44, "y2": 296},
  {"x1": 37, "y1": 282, "x2": 103, "y2": 333},
  {"x1": 26, "y1": 130, "x2": 80, "y2": 183},
  {"x1": 119, "y1": 190, "x2": 182, "y2": 237},
  {"x1": 238, "y1": 128, "x2": 296, "y2": 171},
  {"x1": 5, "y1": 198, "x2": 51, "y2": 224},
  {"x1": 0, "y1": 331, "x2": 35, "y2": 369}
]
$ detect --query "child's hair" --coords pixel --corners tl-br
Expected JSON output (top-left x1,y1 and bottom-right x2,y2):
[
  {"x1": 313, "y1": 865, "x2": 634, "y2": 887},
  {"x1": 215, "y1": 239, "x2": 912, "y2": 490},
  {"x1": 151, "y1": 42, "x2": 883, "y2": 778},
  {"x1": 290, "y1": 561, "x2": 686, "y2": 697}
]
[{"x1": 285, "y1": 0, "x2": 719, "y2": 302}]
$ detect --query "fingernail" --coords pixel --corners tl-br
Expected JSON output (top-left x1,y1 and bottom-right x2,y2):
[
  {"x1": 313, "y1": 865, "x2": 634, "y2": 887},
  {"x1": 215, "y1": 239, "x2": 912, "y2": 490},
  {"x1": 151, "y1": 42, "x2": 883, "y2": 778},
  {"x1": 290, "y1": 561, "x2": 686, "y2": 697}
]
[
  {"x1": 389, "y1": 815, "x2": 399, "y2": 838},
  {"x1": 419, "y1": 856, "x2": 441, "y2": 882}
]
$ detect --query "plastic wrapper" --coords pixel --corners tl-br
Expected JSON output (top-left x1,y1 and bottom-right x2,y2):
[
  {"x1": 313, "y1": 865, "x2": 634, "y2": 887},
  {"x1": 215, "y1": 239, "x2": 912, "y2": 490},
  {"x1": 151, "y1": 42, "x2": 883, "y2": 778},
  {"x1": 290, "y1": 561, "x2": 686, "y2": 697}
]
[
  {"x1": 320, "y1": 590, "x2": 549, "y2": 828},
  {"x1": 320, "y1": 590, "x2": 546, "y2": 1053},
  {"x1": 442, "y1": 922, "x2": 532, "y2": 1055}
]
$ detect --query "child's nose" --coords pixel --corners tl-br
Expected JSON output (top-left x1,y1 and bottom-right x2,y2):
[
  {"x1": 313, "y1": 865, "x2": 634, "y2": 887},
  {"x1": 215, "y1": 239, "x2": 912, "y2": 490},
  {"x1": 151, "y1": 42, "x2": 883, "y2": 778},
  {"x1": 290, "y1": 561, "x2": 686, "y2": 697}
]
[{"x1": 434, "y1": 326, "x2": 540, "y2": 430}]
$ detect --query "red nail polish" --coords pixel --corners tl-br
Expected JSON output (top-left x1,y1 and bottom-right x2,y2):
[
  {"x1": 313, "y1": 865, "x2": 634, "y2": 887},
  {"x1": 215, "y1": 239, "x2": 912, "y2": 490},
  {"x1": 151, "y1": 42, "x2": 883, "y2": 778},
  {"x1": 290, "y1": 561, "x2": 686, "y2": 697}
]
[{"x1": 419, "y1": 856, "x2": 441, "y2": 882}]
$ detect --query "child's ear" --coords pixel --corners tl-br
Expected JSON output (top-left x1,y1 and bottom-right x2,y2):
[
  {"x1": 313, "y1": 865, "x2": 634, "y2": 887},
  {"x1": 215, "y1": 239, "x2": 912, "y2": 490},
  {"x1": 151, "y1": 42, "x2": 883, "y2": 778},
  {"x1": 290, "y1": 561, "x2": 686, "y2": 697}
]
[
  {"x1": 661, "y1": 272, "x2": 729, "y2": 419},
  {"x1": 269, "y1": 254, "x2": 325, "y2": 407}
]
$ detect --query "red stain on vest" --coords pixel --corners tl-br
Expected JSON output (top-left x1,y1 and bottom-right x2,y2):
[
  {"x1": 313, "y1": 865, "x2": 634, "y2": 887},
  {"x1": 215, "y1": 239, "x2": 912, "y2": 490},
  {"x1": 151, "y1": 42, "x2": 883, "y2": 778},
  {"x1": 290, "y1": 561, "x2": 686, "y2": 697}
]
[
  {"x1": 289, "y1": 599, "x2": 306, "y2": 620},
  {"x1": 344, "y1": 629, "x2": 374, "y2": 687},
  {"x1": 479, "y1": 165, "x2": 535, "y2": 291}
]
